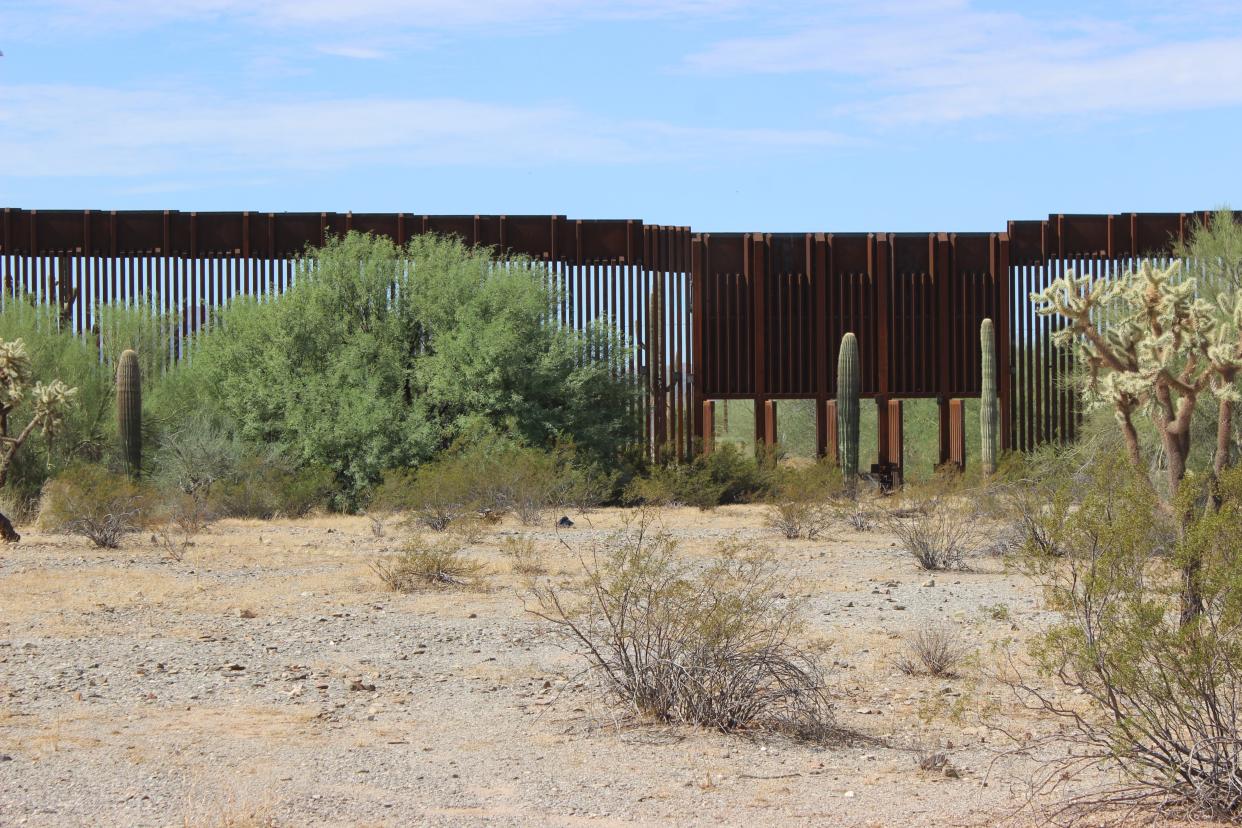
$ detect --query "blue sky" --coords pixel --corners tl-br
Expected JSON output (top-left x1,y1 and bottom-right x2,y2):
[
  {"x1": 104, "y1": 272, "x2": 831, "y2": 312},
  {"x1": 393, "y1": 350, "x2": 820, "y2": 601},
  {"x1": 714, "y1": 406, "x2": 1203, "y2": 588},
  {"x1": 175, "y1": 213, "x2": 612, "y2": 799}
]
[{"x1": 1, "y1": 0, "x2": 1240, "y2": 232}]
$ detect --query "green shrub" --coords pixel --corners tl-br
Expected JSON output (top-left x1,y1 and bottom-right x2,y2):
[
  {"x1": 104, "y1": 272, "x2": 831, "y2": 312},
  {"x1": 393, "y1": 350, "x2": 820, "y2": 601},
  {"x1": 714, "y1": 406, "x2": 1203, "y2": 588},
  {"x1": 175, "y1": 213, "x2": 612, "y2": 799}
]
[
  {"x1": 165, "y1": 232, "x2": 636, "y2": 505},
  {"x1": 624, "y1": 443, "x2": 772, "y2": 510},
  {"x1": 501, "y1": 535, "x2": 546, "y2": 575},
  {"x1": 387, "y1": 439, "x2": 605, "y2": 529},
  {"x1": 38, "y1": 464, "x2": 153, "y2": 548},
  {"x1": 207, "y1": 454, "x2": 335, "y2": 519},
  {"x1": 150, "y1": 415, "x2": 241, "y2": 498}
]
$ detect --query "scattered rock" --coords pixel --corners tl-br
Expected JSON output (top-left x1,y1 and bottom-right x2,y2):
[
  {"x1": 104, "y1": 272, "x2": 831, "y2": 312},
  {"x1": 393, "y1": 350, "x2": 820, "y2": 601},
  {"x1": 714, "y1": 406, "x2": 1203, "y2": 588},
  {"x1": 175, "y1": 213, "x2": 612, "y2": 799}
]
[{"x1": 349, "y1": 679, "x2": 376, "y2": 692}]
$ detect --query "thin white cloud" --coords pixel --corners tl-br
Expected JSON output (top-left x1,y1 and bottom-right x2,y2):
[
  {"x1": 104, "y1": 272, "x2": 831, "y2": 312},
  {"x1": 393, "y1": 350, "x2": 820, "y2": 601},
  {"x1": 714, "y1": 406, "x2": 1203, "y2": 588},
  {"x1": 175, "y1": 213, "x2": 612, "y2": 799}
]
[
  {"x1": 315, "y1": 44, "x2": 390, "y2": 60},
  {"x1": 682, "y1": 4, "x2": 1242, "y2": 122},
  {"x1": 0, "y1": 84, "x2": 847, "y2": 177},
  {"x1": 4, "y1": 0, "x2": 754, "y2": 34}
]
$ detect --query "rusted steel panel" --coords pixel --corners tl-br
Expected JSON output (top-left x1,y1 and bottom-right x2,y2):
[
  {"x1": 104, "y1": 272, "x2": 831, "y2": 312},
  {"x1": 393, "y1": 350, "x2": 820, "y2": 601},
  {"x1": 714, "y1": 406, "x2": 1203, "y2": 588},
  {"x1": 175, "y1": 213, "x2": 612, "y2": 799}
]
[
  {"x1": 1133, "y1": 213, "x2": 1184, "y2": 258},
  {"x1": 1057, "y1": 214, "x2": 1110, "y2": 259}
]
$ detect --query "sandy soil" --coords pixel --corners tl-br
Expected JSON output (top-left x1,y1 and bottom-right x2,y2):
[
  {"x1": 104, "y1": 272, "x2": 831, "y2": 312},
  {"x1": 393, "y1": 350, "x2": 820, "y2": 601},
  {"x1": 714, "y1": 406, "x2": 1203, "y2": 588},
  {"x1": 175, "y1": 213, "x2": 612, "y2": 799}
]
[{"x1": 0, "y1": 504, "x2": 1194, "y2": 827}]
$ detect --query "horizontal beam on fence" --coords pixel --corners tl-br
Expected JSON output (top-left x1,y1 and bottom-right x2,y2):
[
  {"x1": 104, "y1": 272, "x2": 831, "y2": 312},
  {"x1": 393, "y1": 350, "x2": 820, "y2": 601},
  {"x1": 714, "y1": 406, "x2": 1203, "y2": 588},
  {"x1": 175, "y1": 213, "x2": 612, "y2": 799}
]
[{"x1": 0, "y1": 209, "x2": 676, "y2": 265}]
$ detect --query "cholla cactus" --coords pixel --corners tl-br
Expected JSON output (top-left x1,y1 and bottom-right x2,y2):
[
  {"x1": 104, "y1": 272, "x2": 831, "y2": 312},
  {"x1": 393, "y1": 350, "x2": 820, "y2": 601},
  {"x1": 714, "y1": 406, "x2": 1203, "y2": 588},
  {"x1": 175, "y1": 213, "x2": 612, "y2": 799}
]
[
  {"x1": 0, "y1": 337, "x2": 79, "y2": 503},
  {"x1": 1033, "y1": 259, "x2": 1242, "y2": 625},
  {"x1": 1033, "y1": 260, "x2": 1242, "y2": 496},
  {"x1": 0, "y1": 339, "x2": 33, "y2": 413}
]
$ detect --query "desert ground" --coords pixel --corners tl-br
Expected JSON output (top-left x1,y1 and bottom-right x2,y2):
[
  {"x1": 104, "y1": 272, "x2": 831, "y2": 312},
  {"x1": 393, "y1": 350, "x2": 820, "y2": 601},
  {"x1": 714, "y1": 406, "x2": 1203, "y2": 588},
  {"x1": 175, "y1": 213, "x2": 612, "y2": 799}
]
[{"x1": 0, "y1": 504, "x2": 1165, "y2": 827}]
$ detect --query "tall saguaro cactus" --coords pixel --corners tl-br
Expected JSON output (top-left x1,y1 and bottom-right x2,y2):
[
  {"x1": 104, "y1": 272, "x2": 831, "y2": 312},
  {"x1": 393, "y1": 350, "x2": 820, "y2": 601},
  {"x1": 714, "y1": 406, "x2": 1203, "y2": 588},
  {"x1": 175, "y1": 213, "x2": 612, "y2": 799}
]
[
  {"x1": 980, "y1": 318, "x2": 998, "y2": 475},
  {"x1": 116, "y1": 349, "x2": 142, "y2": 478},
  {"x1": 837, "y1": 332, "x2": 860, "y2": 491}
]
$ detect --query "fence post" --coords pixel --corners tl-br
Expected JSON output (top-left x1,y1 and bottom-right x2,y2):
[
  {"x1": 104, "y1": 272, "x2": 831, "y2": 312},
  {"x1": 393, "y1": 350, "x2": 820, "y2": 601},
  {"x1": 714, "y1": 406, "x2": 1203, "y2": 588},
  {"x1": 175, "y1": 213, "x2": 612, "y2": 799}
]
[
  {"x1": 948, "y1": 398, "x2": 967, "y2": 469},
  {"x1": 702, "y1": 400, "x2": 715, "y2": 455}
]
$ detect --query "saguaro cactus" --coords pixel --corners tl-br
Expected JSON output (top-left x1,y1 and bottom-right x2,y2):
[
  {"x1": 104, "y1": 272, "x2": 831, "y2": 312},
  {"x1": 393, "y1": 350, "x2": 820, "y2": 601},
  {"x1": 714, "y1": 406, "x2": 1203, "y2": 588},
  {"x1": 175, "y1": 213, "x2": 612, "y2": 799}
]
[
  {"x1": 980, "y1": 318, "x2": 998, "y2": 475},
  {"x1": 837, "y1": 332, "x2": 860, "y2": 491},
  {"x1": 116, "y1": 349, "x2": 142, "y2": 478}
]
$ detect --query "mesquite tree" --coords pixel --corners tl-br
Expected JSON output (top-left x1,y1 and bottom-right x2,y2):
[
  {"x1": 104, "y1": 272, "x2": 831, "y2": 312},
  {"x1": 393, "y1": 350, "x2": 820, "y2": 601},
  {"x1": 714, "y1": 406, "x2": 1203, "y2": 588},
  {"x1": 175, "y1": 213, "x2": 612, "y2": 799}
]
[{"x1": 0, "y1": 338, "x2": 77, "y2": 541}]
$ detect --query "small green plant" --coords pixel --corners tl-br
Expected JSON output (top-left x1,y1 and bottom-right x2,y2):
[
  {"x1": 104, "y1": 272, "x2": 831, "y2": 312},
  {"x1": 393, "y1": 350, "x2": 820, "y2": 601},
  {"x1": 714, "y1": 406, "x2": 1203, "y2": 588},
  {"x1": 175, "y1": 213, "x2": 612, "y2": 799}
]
[
  {"x1": 370, "y1": 538, "x2": 486, "y2": 591},
  {"x1": 624, "y1": 443, "x2": 771, "y2": 510},
  {"x1": 981, "y1": 603, "x2": 1010, "y2": 622},
  {"x1": 38, "y1": 464, "x2": 151, "y2": 548},
  {"x1": 207, "y1": 455, "x2": 335, "y2": 519},
  {"x1": 151, "y1": 415, "x2": 240, "y2": 501}
]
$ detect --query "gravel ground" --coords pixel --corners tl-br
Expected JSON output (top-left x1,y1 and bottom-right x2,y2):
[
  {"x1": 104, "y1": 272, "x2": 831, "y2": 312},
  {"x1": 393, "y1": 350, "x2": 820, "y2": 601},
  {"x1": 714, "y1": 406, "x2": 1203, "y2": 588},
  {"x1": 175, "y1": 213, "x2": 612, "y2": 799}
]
[{"x1": 0, "y1": 505, "x2": 1124, "y2": 826}]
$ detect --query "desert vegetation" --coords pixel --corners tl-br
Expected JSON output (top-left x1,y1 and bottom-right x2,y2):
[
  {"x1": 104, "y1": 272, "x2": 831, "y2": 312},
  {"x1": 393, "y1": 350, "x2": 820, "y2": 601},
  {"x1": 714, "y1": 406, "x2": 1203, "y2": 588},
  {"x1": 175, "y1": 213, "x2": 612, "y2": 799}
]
[{"x1": 8, "y1": 213, "x2": 1242, "y2": 825}]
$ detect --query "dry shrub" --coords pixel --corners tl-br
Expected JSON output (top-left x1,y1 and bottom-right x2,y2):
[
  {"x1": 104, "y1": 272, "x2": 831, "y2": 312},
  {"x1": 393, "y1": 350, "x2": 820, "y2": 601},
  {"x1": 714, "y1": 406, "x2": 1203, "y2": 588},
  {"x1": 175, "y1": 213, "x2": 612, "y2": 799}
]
[
  {"x1": 767, "y1": 499, "x2": 833, "y2": 540},
  {"x1": 531, "y1": 515, "x2": 838, "y2": 739},
  {"x1": 895, "y1": 626, "x2": 969, "y2": 678},
  {"x1": 502, "y1": 535, "x2": 546, "y2": 575},
  {"x1": 766, "y1": 461, "x2": 843, "y2": 540},
  {"x1": 835, "y1": 500, "x2": 876, "y2": 532},
  {"x1": 38, "y1": 464, "x2": 152, "y2": 548},
  {"x1": 884, "y1": 496, "x2": 983, "y2": 570},
  {"x1": 152, "y1": 490, "x2": 212, "y2": 561},
  {"x1": 370, "y1": 538, "x2": 485, "y2": 591}
]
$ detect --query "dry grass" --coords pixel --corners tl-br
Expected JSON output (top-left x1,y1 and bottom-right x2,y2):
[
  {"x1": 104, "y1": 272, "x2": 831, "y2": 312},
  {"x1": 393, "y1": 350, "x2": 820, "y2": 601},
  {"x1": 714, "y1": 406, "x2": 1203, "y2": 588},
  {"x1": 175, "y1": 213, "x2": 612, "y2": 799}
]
[{"x1": 501, "y1": 535, "x2": 545, "y2": 575}]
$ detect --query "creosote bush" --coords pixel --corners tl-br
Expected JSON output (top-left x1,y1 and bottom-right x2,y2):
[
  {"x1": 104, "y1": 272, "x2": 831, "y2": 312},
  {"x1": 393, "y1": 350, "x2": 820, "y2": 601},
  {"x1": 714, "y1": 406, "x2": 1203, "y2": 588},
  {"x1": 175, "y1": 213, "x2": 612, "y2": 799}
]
[
  {"x1": 765, "y1": 461, "x2": 843, "y2": 539},
  {"x1": 884, "y1": 496, "x2": 982, "y2": 571},
  {"x1": 370, "y1": 538, "x2": 486, "y2": 592},
  {"x1": 39, "y1": 464, "x2": 151, "y2": 548},
  {"x1": 531, "y1": 516, "x2": 837, "y2": 739},
  {"x1": 1010, "y1": 454, "x2": 1242, "y2": 823}
]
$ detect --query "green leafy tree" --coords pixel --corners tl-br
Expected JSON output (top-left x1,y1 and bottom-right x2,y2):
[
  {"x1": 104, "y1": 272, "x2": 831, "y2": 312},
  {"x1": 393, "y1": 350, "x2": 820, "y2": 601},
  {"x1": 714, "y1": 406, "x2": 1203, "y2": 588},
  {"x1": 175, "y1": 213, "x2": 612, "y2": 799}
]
[{"x1": 172, "y1": 232, "x2": 634, "y2": 504}]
